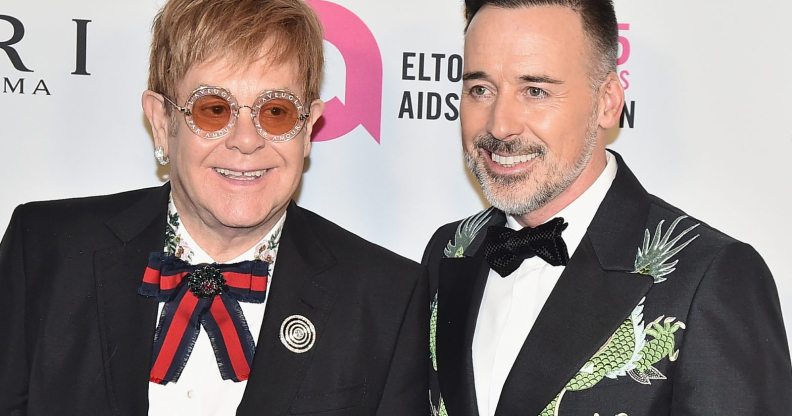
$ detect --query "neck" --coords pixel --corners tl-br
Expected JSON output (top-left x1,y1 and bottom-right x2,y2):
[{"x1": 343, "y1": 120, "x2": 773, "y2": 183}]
[
  {"x1": 183, "y1": 218, "x2": 274, "y2": 263},
  {"x1": 515, "y1": 149, "x2": 607, "y2": 228},
  {"x1": 173, "y1": 201, "x2": 283, "y2": 264}
]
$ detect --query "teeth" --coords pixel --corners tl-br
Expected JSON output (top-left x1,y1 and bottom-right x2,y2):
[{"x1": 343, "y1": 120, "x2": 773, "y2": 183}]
[
  {"x1": 214, "y1": 168, "x2": 267, "y2": 180},
  {"x1": 491, "y1": 153, "x2": 538, "y2": 167}
]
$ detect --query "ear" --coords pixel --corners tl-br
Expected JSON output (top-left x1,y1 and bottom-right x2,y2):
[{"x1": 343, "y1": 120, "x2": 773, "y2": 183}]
[
  {"x1": 142, "y1": 90, "x2": 171, "y2": 154},
  {"x1": 596, "y1": 72, "x2": 625, "y2": 130},
  {"x1": 300, "y1": 99, "x2": 325, "y2": 157}
]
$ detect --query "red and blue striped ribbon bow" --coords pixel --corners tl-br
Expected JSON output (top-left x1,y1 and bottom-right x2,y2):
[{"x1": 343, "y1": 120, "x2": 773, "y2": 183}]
[{"x1": 138, "y1": 252, "x2": 269, "y2": 384}]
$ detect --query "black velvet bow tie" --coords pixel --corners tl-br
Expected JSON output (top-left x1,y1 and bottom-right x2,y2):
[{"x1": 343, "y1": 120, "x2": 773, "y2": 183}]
[{"x1": 482, "y1": 217, "x2": 570, "y2": 277}]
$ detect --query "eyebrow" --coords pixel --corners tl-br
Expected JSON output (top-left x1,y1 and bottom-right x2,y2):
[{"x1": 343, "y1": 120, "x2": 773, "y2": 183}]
[
  {"x1": 462, "y1": 71, "x2": 488, "y2": 82},
  {"x1": 520, "y1": 74, "x2": 563, "y2": 84},
  {"x1": 462, "y1": 71, "x2": 563, "y2": 85}
]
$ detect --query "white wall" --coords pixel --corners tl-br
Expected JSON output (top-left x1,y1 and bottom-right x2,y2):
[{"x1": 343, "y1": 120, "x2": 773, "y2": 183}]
[{"x1": 2, "y1": 0, "x2": 790, "y2": 347}]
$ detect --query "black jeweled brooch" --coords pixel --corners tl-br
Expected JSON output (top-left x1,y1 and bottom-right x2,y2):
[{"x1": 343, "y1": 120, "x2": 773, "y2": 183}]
[{"x1": 186, "y1": 264, "x2": 228, "y2": 298}]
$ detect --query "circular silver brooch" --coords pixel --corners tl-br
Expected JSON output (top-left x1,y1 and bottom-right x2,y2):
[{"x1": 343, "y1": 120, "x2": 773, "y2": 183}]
[{"x1": 279, "y1": 315, "x2": 316, "y2": 353}]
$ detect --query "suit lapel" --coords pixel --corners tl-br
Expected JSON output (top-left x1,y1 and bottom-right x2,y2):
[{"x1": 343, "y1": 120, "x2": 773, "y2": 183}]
[
  {"x1": 237, "y1": 202, "x2": 336, "y2": 415},
  {"x1": 94, "y1": 185, "x2": 170, "y2": 416},
  {"x1": 437, "y1": 209, "x2": 505, "y2": 416},
  {"x1": 437, "y1": 254, "x2": 489, "y2": 416},
  {"x1": 495, "y1": 152, "x2": 657, "y2": 415},
  {"x1": 494, "y1": 241, "x2": 653, "y2": 416}
]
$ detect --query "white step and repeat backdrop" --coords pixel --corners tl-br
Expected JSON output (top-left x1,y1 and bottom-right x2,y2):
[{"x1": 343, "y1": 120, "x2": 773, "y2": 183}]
[{"x1": 2, "y1": 1, "x2": 791, "y2": 345}]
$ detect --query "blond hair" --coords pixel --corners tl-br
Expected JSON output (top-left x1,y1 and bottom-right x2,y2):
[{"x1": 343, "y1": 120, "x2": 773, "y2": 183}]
[{"x1": 148, "y1": 0, "x2": 324, "y2": 106}]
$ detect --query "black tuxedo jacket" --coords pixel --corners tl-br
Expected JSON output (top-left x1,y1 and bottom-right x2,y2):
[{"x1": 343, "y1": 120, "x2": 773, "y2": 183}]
[
  {"x1": 0, "y1": 184, "x2": 428, "y2": 416},
  {"x1": 424, "y1": 153, "x2": 792, "y2": 415}
]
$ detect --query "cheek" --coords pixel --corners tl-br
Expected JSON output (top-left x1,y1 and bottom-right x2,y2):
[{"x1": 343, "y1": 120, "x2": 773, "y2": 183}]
[
  {"x1": 532, "y1": 103, "x2": 592, "y2": 153},
  {"x1": 169, "y1": 134, "x2": 220, "y2": 175},
  {"x1": 277, "y1": 143, "x2": 308, "y2": 174},
  {"x1": 288, "y1": 154, "x2": 305, "y2": 175},
  {"x1": 460, "y1": 104, "x2": 485, "y2": 147},
  {"x1": 461, "y1": 124, "x2": 476, "y2": 149},
  {"x1": 529, "y1": 115, "x2": 558, "y2": 143}
]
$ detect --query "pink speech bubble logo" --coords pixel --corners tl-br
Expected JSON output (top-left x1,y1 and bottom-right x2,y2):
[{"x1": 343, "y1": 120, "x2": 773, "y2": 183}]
[{"x1": 306, "y1": 0, "x2": 382, "y2": 143}]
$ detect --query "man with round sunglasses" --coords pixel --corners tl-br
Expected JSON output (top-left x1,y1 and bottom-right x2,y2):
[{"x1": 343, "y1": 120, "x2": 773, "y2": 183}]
[
  {"x1": 162, "y1": 87, "x2": 310, "y2": 142},
  {"x1": 0, "y1": 0, "x2": 428, "y2": 415}
]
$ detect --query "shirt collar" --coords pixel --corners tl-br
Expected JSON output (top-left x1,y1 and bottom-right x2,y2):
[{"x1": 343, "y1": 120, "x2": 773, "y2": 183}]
[
  {"x1": 506, "y1": 151, "x2": 618, "y2": 258},
  {"x1": 165, "y1": 196, "x2": 286, "y2": 268}
]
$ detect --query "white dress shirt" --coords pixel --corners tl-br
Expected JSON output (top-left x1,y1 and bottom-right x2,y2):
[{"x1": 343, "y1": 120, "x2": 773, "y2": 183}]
[
  {"x1": 472, "y1": 152, "x2": 618, "y2": 416},
  {"x1": 148, "y1": 210, "x2": 286, "y2": 416}
]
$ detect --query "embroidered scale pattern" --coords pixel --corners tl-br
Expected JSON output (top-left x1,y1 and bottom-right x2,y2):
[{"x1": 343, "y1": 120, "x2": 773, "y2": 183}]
[{"x1": 539, "y1": 215, "x2": 699, "y2": 416}]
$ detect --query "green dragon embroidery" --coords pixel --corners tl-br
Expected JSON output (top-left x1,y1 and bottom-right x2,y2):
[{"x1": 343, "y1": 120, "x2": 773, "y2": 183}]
[
  {"x1": 633, "y1": 215, "x2": 699, "y2": 283},
  {"x1": 540, "y1": 299, "x2": 686, "y2": 416},
  {"x1": 430, "y1": 293, "x2": 439, "y2": 372},
  {"x1": 430, "y1": 294, "x2": 449, "y2": 416},
  {"x1": 443, "y1": 207, "x2": 495, "y2": 258},
  {"x1": 430, "y1": 394, "x2": 448, "y2": 416},
  {"x1": 539, "y1": 215, "x2": 698, "y2": 415}
]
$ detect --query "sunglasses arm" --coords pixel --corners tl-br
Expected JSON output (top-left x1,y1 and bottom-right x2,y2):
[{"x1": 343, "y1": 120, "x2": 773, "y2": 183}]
[{"x1": 162, "y1": 95, "x2": 193, "y2": 116}]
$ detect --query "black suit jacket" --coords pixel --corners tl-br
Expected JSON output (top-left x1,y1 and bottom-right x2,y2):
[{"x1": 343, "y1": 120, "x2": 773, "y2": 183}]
[
  {"x1": 424, "y1": 152, "x2": 792, "y2": 415},
  {"x1": 0, "y1": 184, "x2": 428, "y2": 416}
]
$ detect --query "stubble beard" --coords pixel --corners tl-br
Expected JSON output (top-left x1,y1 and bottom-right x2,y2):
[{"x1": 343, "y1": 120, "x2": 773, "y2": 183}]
[{"x1": 464, "y1": 112, "x2": 599, "y2": 217}]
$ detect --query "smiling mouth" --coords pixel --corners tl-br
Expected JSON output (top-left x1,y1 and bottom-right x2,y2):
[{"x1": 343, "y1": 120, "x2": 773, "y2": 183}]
[
  {"x1": 490, "y1": 152, "x2": 540, "y2": 168},
  {"x1": 213, "y1": 167, "x2": 269, "y2": 180}
]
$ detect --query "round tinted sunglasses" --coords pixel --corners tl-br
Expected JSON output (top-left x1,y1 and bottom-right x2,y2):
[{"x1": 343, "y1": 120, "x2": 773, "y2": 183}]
[{"x1": 162, "y1": 86, "x2": 311, "y2": 142}]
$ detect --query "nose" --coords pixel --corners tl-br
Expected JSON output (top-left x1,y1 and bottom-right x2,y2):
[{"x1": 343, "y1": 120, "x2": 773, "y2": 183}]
[
  {"x1": 224, "y1": 106, "x2": 266, "y2": 154},
  {"x1": 487, "y1": 94, "x2": 523, "y2": 141}
]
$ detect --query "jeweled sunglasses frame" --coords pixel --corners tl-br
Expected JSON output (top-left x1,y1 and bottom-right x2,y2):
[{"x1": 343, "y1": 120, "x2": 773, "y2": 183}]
[{"x1": 162, "y1": 85, "x2": 310, "y2": 142}]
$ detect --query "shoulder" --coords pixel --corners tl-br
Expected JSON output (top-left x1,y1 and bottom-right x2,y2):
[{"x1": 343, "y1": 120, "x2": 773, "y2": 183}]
[
  {"x1": 642, "y1": 199, "x2": 792, "y2": 405},
  {"x1": 12, "y1": 187, "x2": 162, "y2": 227},
  {"x1": 645, "y1": 193, "x2": 748, "y2": 260},
  {"x1": 426, "y1": 221, "x2": 462, "y2": 255},
  {"x1": 423, "y1": 221, "x2": 460, "y2": 264},
  {"x1": 639, "y1": 193, "x2": 774, "y2": 304},
  {"x1": 422, "y1": 207, "x2": 501, "y2": 263},
  {"x1": 612, "y1": 153, "x2": 746, "y2": 263},
  {"x1": 5, "y1": 186, "x2": 165, "y2": 248},
  {"x1": 289, "y1": 205, "x2": 426, "y2": 309},
  {"x1": 293, "y1": 205, "x2": 422, "y2": 274}
]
